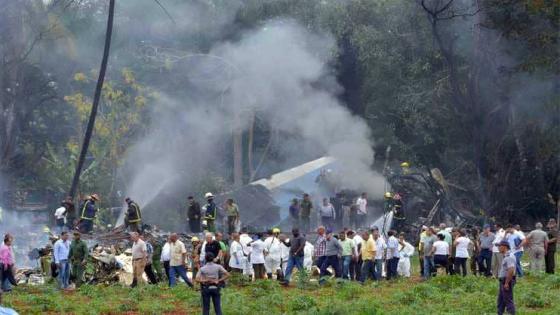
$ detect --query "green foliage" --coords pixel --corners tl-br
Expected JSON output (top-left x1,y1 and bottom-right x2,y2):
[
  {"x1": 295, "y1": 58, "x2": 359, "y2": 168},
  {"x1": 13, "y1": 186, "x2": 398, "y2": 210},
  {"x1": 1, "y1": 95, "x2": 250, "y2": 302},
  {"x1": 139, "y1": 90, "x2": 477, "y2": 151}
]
[{"x1": 288, "y1": 295, "x2": 317, "y2": 311}]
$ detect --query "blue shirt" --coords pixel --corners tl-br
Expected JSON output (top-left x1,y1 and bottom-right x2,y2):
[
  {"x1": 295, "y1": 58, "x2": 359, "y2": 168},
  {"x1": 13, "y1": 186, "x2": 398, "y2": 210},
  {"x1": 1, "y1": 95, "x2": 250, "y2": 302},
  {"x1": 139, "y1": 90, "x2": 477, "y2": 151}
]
[{"x1": 54, "y1": 239, "x2": 70, "y2": 263}]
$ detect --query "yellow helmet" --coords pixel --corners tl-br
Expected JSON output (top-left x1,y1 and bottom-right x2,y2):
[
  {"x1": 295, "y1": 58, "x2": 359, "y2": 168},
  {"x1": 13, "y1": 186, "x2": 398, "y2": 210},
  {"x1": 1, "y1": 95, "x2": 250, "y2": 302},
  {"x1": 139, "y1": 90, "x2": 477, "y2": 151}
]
[
  {"x1": 272, "y1": 228, "x2": 281, "y2": 234},
  {"x1": 43, "y1": 225, "x2": 51, "y2": 233},
  {"x1": 191, "y1": 236, "x2": 200, "y2": 243},
  {"x1": 384, "y1": 192, "x2": 392, "y2": 199},
  {"x1": 400, "y1": 162, "x2": 410, "y2": 168}
]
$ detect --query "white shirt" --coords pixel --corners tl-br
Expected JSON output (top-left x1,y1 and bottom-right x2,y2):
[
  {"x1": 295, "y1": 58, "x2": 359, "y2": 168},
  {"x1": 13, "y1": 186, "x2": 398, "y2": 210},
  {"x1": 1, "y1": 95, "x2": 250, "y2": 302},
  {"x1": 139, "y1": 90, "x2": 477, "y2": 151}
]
[
  {"x1": 263, "y1": 236, "x2": 282, "y2": 260},
  {"x1": 250, "y1": 239, "x2": 265, "y2": 264},
  {"x1": 54, "y1": 207, "x2": 66, "y2": 220},
  {"x1": 356, "y1": 197, "x2": 367, "y2": 215},
  {"x1": 229, "y1": 240, "x2": 246, "y2": 269},
  {"x1": 160, "y1": 242, "x2": 171, "y2": 262},
  {"x1": 319, "y1": 204, "x2": 336, "y2": 218},
  {"x1": 433, "y1": 240, "x2": 449, "y2": 256},
  {"x1": 514, "y1": 230, "x2": 526, "y2": 252},
  {"x1": 506, "y1": 230, "x2": 526, "y2": 254},
  {"x1": 387, "y1": 236, "x2": 400, "y2": 258},
  {"x1": 374, "y1": 236, "x2": 386, "y2": 260},
  {"x1": 455, "y1": 236, "x2": 471, "y2": 258},
  {"x1": 352, "y1": 234, "x2": 364, "y2": 249},
  {"x1": 304, "y1": 241, "x2": 314, "y2": 270},
  {"x1": 492, "y1": 228, "x2": 506, "y2": 253},
  {"x1": 240, "y1": 233, "x2": 253, "y2": 256},
  {"x1": 280, "y1": 239, "x2": 290, "y2": 261}
]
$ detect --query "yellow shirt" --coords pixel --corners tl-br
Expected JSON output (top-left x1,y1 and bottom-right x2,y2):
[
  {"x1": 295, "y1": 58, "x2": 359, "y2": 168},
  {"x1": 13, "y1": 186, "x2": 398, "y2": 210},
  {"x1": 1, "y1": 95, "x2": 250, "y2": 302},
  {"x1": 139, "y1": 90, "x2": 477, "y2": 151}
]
[
  {"x1": 419, "y1": 231, "x2": 427, "y2": 251},
  {"x1": 361, "y1": 236, "x2": 377, "y2": 261}
]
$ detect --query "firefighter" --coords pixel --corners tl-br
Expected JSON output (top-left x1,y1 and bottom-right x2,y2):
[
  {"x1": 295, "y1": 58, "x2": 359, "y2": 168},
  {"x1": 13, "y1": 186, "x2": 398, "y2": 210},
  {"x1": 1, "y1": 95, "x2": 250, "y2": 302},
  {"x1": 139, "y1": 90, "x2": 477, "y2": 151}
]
[
  {"x1": 392, "y1": 193, "x2": 406, "y2": 231},
  {"x1": 400, "y1": 161, "x2": 410, "y2": 174},
  {"x1": 77, "y1": 194, "x2": 99, "y2": 234},
  {"x1": 202, "y1": 193, "x2": 217, "y2": 233},
  {"x1": 125, "y1": 197, "x2": 142, "y2": 232}
]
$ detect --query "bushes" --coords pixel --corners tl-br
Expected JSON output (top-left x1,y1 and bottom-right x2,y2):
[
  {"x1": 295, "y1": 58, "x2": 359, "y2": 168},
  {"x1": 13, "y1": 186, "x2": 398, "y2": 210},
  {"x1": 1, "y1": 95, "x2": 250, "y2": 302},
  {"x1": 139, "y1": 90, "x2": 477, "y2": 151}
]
[{"x1": 288, "y1": 295, "x2": 317, "y2": 311}]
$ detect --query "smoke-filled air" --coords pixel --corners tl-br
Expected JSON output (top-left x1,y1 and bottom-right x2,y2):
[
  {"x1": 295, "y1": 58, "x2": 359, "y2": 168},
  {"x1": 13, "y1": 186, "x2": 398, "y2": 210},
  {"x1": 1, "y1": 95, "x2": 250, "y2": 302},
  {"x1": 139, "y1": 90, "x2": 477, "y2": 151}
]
[{"x1": 1, "y1": 0, "x2": 559, "y2": 313}]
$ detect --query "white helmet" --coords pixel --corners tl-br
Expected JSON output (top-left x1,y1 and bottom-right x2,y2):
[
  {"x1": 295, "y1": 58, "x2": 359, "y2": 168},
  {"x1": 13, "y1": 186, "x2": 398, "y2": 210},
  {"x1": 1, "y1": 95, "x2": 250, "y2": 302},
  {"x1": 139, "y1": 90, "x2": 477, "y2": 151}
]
[{"x1": 205, "y1": 192, "x2": 214, "y2": 199}]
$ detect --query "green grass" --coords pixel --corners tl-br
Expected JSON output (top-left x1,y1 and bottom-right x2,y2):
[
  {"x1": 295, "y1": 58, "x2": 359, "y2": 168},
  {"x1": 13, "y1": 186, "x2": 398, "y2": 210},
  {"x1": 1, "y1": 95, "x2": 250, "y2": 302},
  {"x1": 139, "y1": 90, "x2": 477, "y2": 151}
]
[{"x1": 4, "y1": 255, "x2": 560, "y2": 314}]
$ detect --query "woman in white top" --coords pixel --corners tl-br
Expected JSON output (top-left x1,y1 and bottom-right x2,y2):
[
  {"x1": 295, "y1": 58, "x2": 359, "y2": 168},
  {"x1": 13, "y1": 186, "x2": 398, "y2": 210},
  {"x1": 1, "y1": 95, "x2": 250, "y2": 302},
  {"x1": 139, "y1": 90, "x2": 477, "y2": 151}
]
[
  {"x1": 249, "y1": 233, "x2": 266, "y2": 279},
  {"x1": 453, "y1": 230, "x2": 471, "y2": 276},
  {"x1": 229, "y1": 233, "x2": 246, "y2": 272},
  {"x1": 431, "y1": 233, "x2": 450, "y2": 272}
]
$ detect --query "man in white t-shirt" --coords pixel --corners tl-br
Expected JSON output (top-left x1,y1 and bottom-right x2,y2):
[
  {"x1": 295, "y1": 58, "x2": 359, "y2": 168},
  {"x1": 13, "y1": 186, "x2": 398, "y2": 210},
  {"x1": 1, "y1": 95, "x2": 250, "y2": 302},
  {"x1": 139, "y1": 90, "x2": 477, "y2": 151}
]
[
  {"x1": 264, "y1": 229, "x2": 283, "y2": 279},
  {"x1": 349, "y1": 230, "x2": 364, "y2": 281},
  {"x1": 228, "y1": 233, "x2": 246, "y2": 273},
  {"x1": 372, "y1": 228, "x2": 386, "y2": 280},
  {"x1": 453, "y1": 229, "x2": 471, "y2": 276},
  {"x1": 249, "y1": 233, "x2": 266, "y2": 279},
  {"x1": 54, "y1": 203, "x2": 67, "y2": 235},
  {"x1": 355, "y1": 193, "x2": 368, "y2": 228}
]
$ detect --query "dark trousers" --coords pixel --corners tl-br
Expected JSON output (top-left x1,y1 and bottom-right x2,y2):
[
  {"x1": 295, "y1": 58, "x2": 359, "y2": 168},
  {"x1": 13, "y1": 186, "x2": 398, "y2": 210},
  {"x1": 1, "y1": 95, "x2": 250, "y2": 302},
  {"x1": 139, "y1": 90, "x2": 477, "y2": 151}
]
[
  {"x1": 318, "y1": 255, "x2": 340, "y2": 283},
  {"x1": 349, "y1": 213, "x2": 358, "y2": 230},
  {"x1": 301, "y1": 217, "x2": 310, "y2": 233},
  {"x1": 321, "y1": 217, "x2": 334, "y2": 230},
  {"x1": 201, "y1": 286, "x2": 222, "y2": 315},
  {"x1": 350, "y1": 258, "x2": 362, "y2": 281},
  {"x1": 497, "y1": 279, "x2": 516, "y2": 315},
  {"x1": 78, "y1": 219, "x2": 93, "y2": 233},
  {"x1": 144, "y1": 264, "x2": 158, "y2": 284},
  {"x1": 189, "y1": 219, "x2": 201, "y2": 233},
  {"x1": 478, "y1": 249, "x2": 493, "y2": 276},
  {"x1": 419, "y1": 255, "x2": 424, "y2": 276},
  {"x1": 454, "y1": 257, "x2": 468, "y2": 276},
  {"x1": 163, "y1": 261, "x2": 170, "y2": 280},
  {"x1": 360, "y1": 259, "x2": 375, "y2": 282},
  {"x1": 227, "y1": 216, "x2": 237, "y2": 234},
  {"x1": 386, "y1": 257, "x2": 399, "y2": 280},
  {"x1": 0, "y1": 263, "x2": 17, "y2": 291},
  {"x1": 545, "y1": 250, "x2": 555, "y2": 274}
]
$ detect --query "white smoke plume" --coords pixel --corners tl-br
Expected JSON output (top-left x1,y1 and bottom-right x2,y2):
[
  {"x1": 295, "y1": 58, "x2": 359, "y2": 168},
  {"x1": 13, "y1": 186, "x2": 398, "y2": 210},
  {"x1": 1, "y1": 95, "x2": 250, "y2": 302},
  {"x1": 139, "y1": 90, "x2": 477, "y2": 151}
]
[{"x1": 123, "y1": 20, "x2": 385, "y2": 221}]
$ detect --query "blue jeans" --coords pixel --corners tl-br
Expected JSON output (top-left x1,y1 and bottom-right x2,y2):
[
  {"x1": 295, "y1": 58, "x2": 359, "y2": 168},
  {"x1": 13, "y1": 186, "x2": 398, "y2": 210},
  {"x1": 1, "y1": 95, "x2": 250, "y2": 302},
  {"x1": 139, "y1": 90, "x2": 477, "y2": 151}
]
[
  {"x1": 423, "y1": 256, "x2": 434, "y2": 279},
  {"x1": 373, "y1": 259, "x2": 383, "y2": 280},
  {"x1": 58, "y1": 260, "x2": 70, "y2": 289},
  {"x1": 514, "y1": 252, "x2": 523, "y2": 277},
  {"x1": 284, "y1": 256, "x2": 304, "y2": 282},
  {"x1": 360, "y1": 260, "x2": 375, "y2": 283},
  {"x1": 341, "y1": 256, "x2": 352, "y2": 279},
  {"x1": 478, "y1": 249, "x2": 493, "y2": 277},
  {"x1": 169, "y1": 265, "x2": 193, "y2": 287}
]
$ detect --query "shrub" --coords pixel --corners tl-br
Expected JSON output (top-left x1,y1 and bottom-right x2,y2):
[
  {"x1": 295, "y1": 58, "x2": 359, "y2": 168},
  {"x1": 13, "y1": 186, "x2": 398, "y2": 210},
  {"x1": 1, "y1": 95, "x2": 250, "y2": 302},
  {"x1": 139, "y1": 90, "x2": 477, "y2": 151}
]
[{"x1": 288, "y1": 295, "x2": 317, "y2": 311}]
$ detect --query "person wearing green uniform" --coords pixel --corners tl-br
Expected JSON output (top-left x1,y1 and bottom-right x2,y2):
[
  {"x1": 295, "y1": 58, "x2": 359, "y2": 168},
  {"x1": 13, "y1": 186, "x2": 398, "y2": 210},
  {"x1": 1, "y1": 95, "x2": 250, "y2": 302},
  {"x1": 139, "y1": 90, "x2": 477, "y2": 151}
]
[
  {"x1": 300, "y1": 194, "x2": 313, "y2": 233},
  {"x1": 69, "y1": 231, "x2": 88, "y2": 287}
]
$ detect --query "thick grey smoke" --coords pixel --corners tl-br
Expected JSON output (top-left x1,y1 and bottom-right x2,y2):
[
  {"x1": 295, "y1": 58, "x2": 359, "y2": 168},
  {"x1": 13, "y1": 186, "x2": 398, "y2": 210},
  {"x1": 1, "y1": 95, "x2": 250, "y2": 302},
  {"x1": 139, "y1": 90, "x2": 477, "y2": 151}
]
[{"x1": 123, "y1": 20, "x2": 385, "y2": 222}]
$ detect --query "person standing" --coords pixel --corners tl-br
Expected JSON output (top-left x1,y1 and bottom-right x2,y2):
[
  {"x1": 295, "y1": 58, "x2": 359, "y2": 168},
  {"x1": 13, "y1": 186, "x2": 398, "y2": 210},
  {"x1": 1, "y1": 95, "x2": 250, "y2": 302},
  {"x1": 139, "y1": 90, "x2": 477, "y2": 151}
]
[
  {"x1": 360, "y1": 230, "x2": 377, "y2": 283},
  {"x1": 264, "y1": 228, "x2": 282, "y2": 280},
  {"x1": 496, "y1": 241, "x2": 516, "y2": 315},
  {"x1": 187, "y1": 196, "x2": 202, "y2": 233},
  {"x1": 68, "y1": 231, "x2": 88, "y2": 288},
  {"x1": 190, "y1": 237, "x2": 202, "y2": 277},
  {"x1": 418, "y1": 226, "x2": 428, "y2": 277},
  {"x1": 372, "y1": 228, "x2": 386, "y2": 281},
  {"x1": 168, "y1": 233, "x2": 194, "y2": 287},
  {"x1": 125, "y1": 198, "x2": 142, "y2": 233},
  {"x1": 492, "y1": 224, "x2": 506, "y2": 277},
  {"x1": 355, "y1": 193, "x2": 368, "y2": 228},
  {"x1": 224, "y1": 199, "x2": 240, "y2": 235},
  {"x1": 289, "y1": 199, "x2": 300, "y2": 229},
  {"x1": 545, "y1": 219, "x2": 558, "y2": 274},
  {"x1": 54, "y1": 203, "x2": 67, "y2": 235},
  {"x1": 53, "y1": 232, "x2": 71, "y2": 289},
  {"x1": 249, "y1": 233, "x2": 266, "y2": 280},
  {"x1": 319, "y1": 198, "x2": 336, "y2": 230},
  {"x1": 78, "y1": 194, "x2": 99, "y2": 234},
  {"x1": 332, "y1": 193, "x2": 344, "y2": 230},
  {"x1": 160, "y1": 236, "x2": 171, "y2": 281},
  {"x1": 454, "y1": 229, "x2": 471, "y2": 276},
  {"x1": 229, "y1": 233, "x2": 246, "y2": 273},
  {"x1": 478, "y1": 224, "x2": 495, "y2": 277},
  {"x1": 505, "y1": 225, "x2": 525, "y2": 277},
  {"x1": 422, "y1": 228, "x2": 437, "y2": 280},
  {"x1": 386, "y1": 230, "x2": 400, "y2": 280},
  {"x1": 339, "y1": 231, "x2": 356, "y2": 280},
  {"x1": 0, "y1": 235, "x2": 17, "y2": 292},
  {"x1": 62, "y1": 196, "x2": 76, "y2": 231},
  {"x1": 318, "y1": 229, "x2": 342, "y2": 283},
  {"x1": 202, "y1": 193, "x2": 217, "y2": 233},
  {"x1": 195, "y1": 252, "x2": 230, "y2": 315},
  {"x1": 130, "y1": 232, "x2": 147, "y2": 288},
  {"x1": 525, "y1": 222, "x2": 548, "y2": 273},
  {"x1": 431, "y1": 233, "x2": 450, "y2": 275},
  {"x1": 300, "y1": 194, "x2": 313, "y2": 233},
  {"x1": 201, "y1": 233, "x2": 222, "y2": 266},
  {"x1": 397, "y1": 232, "x2": 414, "y2": 278},
  {"x1": 143, "y1": 237, "x2": 158, "y2": 284},
  {"x1": 281, "y1": 228, "x2": 306, "y2": 285}
]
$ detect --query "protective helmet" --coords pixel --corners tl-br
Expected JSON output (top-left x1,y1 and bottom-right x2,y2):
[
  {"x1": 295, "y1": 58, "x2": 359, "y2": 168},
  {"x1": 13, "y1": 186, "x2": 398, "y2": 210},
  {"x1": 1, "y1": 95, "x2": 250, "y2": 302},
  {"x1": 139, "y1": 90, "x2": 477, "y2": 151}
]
[
  {"x1": 43, "y1": 226, "x2": 51, "y2": 233},
  {"x1": 90, "y1": 194, "x2": 100, "y2": 201},
  {"x1": 204, "y1": 192, "x2": 214, "y2": 199},
  {"x1": 272, "y1": 228, "x2": 281, "y2": 234},
  {"x1": 384, "y1": 192, "x2": 392, "y2": 199},
  {"x1": 400, "y1": 162, "x2": 410, "y2": 168},
  {"x1": 191, "y1": 236, "x2": 200, "y2": 243}
]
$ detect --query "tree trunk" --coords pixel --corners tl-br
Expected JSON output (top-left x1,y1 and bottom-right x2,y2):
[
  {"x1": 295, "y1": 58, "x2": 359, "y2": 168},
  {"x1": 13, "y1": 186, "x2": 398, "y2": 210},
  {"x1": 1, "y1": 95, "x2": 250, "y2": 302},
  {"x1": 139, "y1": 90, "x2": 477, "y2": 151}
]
[
  {"x1": 247, "y1": 113, "x2": 255, "y2": 180},
  {"x1": 69, "y1": 0, "x2": 116, "y2": 198}
]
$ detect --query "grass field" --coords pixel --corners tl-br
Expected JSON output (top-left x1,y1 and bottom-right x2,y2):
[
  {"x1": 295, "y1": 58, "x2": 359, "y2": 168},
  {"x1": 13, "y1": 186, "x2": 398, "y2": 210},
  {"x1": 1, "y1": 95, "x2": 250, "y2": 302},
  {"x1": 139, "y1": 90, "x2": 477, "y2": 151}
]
[{"x1": 4, "y1": 259, "x2": 560, "y2": 314}]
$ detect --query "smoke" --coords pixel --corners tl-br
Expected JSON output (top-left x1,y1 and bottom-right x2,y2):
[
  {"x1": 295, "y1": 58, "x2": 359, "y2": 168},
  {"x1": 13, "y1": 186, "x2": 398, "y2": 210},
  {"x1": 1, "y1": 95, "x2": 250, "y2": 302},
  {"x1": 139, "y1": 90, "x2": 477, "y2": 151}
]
[{"x1": 122, "y1": 19, "x2": 385, "y2": 222}]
